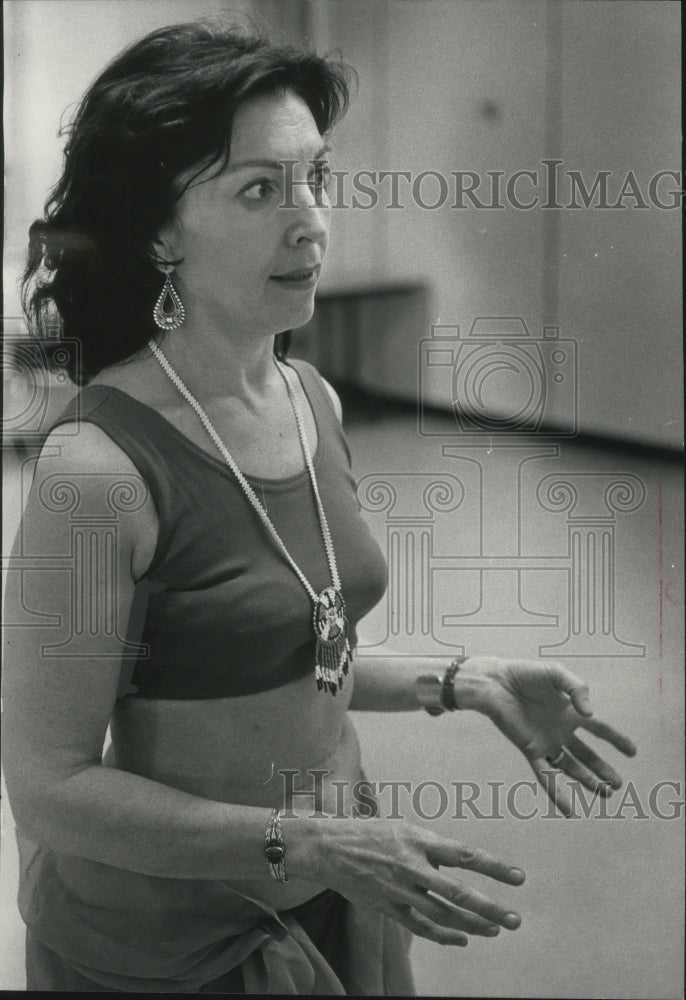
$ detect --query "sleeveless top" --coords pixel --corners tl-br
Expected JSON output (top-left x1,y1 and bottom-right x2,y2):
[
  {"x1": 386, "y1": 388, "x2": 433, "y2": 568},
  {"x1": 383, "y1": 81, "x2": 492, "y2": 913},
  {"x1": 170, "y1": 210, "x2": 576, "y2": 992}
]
[
  {"x1": 13, "y1": 362, "x2": 416, "y2": 991},
  {"x1": 48, "y1": 358, "x2": 387, "y2": 698}
]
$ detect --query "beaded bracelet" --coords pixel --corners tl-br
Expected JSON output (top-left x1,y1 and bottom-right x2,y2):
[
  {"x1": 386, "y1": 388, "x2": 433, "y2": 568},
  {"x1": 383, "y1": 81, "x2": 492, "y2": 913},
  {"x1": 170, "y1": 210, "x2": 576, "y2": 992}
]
[
  {"x1": 415, "y1": 655, "x2": 468, "y2": 715},
  {"x1": 442, "y1": 655, "x2": 467, "y2": 710}
]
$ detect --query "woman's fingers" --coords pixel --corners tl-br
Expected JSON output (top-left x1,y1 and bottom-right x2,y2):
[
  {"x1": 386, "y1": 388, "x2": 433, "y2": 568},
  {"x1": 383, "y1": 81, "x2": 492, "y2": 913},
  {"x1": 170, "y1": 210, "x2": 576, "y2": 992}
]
[
  {"x1": 530, "y1": 746, "x2": 624, "y2": 815},
  {"x1": 425, "y1": 839, "x2": 526, "y2": 886},
  {"x1": 314, "y1": 818, "x2": 525, "y2": 941},
  {"x1": 530, "y1": 757, "x2": 575, "y2": 816},
  {"x1": 546, "y1": 746, "x2": 611, "y2": 795},
  {"x1": 546, "y1": 662, "x2": 594, "y2": 716},
  {"x1": 391, "y1": 904, "x2": 469, "y2": 946},
  {"x1": 392, "y1": 883, "x2": 503, "y2": 936},
  {"x1": 423, "y1": 895, "x2": 503, "y2": 936},
  {"x1": 566, "y1": 734, "x2": 623, "y2": 789},
  {"x1": 579, "y1": 716, "x2": 637, "y2": 756},
  {"x1": 390, "y1": 882, "x2": 519, "y2": 945},
  {"x1": 377, "y1": 831, "x2": 524, "y2": 943},
  {"x1": 420, "y1": 872, "x2": 521, "y2": 931}
]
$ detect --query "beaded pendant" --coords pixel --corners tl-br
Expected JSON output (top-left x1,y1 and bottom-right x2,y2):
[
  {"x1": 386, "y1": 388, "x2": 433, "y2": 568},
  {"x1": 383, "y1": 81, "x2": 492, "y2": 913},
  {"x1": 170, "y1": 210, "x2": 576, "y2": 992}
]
[{"x1": 313, "y1": 586, "x2": 352, "y2": 694}]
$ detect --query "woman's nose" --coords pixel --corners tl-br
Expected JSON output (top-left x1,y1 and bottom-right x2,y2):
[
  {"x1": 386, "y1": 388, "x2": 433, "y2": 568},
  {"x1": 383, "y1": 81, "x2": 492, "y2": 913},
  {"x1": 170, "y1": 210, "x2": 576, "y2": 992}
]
[{"x1": 284, "y1": 185, "x2": 330, "y2": 247}]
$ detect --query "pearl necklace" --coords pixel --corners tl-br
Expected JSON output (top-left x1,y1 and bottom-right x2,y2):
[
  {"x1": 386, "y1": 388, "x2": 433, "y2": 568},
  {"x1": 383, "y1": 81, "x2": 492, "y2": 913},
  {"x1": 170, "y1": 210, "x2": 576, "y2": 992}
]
[{"x1": 147, "y1": 339, "x2": 351, "y2": 695}]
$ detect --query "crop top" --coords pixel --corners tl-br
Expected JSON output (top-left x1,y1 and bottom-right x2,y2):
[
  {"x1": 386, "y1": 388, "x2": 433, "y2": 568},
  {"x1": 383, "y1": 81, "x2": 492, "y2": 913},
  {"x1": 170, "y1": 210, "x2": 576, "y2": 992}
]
[{"x1": 48, "y1": 359, "x2": 387, "y2": 699}]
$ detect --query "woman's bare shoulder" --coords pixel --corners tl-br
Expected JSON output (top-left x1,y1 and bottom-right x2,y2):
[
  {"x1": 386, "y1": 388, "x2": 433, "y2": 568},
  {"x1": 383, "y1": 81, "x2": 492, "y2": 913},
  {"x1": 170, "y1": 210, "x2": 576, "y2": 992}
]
[
  {"x1": 30, "y1": 423, "x2": 159, "y2": 580},
  {"x1": 320, "y1": 376, "x2": 343, "y2": 423},
  {"x1": 40, "y1": 420, "x2": 140, "y2": 474}
]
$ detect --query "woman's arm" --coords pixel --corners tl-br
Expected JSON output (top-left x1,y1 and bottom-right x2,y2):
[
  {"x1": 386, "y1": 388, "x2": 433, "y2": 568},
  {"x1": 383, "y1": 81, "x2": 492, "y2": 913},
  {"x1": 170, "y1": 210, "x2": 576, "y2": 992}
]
[
  {"x1": 2, "y1": 425, "x2": 322, "y2": 880},
  {"x1": 349, "y1": 652, "x2": 636, "y2": 816},
  {"x1": 349, "y1": 654, "x2": 491, "y2": 711},
  {"x1": 2, "y1": 425, "x2": 526, "y2": 944}
]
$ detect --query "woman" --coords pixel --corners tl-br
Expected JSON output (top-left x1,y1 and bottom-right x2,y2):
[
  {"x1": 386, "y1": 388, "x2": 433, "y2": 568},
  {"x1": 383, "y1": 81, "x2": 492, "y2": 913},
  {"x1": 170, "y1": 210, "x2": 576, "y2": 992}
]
[{"x1": 4, "y1": 21, "x2": 636, "y2": 994}]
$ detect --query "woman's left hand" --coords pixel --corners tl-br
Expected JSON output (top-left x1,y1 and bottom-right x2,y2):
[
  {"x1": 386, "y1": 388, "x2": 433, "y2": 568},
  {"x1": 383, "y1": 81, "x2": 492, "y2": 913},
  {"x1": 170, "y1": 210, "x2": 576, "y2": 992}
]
[{"x1": 456, "y1": 657, "x2": 637, "y2": 816}]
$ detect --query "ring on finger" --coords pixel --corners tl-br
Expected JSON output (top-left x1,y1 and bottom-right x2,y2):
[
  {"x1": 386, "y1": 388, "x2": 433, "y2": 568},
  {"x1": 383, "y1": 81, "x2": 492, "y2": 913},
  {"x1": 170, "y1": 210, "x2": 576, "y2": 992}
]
[{"x1": 545, "y1": 748, "x2": 566, "y2": 767}]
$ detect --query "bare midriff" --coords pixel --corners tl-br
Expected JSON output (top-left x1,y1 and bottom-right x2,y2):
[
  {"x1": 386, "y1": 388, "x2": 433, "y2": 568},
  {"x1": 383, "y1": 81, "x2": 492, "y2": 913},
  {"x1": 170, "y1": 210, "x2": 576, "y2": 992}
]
[{"x1": 106, "y1": 666, "x2": 362, "y2": 909}]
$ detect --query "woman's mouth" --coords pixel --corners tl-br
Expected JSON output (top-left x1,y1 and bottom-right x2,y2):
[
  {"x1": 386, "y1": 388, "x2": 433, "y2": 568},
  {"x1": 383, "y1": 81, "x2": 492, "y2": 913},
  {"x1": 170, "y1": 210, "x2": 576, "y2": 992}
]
[{"x1": 270, "y1": 266, "x2": 320, "y2": 288}]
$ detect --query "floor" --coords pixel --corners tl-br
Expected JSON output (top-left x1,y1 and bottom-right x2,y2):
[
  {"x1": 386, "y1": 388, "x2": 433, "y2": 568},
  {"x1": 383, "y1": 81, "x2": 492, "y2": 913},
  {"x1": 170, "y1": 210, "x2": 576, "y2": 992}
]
[{"x1": 1, "y1": 390, "x2": 684, "y2": 996}]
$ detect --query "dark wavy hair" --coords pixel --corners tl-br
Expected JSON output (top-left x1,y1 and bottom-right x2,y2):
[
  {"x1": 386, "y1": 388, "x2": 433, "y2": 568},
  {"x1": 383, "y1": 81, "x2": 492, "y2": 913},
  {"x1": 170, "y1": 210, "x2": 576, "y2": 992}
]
[{"x1": 22, "y1": 21, "x2": 352, "y2": 384}]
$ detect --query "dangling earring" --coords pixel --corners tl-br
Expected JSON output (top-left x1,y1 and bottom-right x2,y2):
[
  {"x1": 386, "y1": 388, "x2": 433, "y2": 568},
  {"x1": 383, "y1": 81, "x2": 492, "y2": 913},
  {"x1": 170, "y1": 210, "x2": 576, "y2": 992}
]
[{"x1": 153, "y1": 265, "x2": 185, "y2": 330}]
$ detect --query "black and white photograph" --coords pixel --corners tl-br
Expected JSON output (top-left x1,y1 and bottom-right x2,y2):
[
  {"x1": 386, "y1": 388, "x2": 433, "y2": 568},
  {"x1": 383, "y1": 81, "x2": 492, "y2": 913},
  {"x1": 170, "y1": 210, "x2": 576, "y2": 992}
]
[{"x1": 2, "y1": 1, "x2": 683, "y2": 995}]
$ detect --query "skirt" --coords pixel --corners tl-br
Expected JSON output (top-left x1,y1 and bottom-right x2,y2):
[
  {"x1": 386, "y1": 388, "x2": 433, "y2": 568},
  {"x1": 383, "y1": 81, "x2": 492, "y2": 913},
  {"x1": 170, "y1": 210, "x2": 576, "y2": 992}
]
[{"x1": 25, "y1": 887, "x2": 413, "y2": 994}]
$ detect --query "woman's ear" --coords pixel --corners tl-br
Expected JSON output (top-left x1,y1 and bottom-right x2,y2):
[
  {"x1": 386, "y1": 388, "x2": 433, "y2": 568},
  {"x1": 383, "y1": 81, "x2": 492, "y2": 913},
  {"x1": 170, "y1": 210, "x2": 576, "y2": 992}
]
[
  {"x1": 148, "y1": 220, "x2": 181, "y2": 270},
  {"x1": 148, "y1": 237, "x2": 173, "y2": 270}
]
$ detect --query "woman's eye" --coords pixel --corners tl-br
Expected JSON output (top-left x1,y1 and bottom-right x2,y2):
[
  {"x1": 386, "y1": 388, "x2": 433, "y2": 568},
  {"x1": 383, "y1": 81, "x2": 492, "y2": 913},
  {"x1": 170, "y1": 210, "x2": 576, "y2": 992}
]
[
  {"x1": 312, "y1": 163, "x2": 332, "y2": 191},
  {"x1": 242, "y1": 179, "x2": 277, "y2": 201}
]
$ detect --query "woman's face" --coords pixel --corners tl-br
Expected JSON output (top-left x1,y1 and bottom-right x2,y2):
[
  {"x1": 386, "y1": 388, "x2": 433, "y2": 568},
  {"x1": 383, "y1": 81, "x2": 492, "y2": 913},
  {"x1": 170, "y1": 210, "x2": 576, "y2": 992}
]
[{"x1": 160, "y1": 90, "x2": 331, "y2": 340}]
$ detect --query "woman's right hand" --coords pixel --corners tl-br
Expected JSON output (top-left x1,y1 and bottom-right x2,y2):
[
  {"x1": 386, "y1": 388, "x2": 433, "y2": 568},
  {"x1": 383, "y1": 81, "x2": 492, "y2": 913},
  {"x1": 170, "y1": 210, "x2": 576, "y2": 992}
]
[{"x1": 290, "y1": 817, "x2": 525, "y2": 946}]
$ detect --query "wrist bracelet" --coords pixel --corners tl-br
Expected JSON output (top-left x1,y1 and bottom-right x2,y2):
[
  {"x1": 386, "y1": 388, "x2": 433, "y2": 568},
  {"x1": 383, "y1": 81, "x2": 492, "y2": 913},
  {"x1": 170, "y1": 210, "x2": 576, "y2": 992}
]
[
  {"x1": 442, "y1": 655, "x2": 467, "y2": 710},
  {"x1": 265, "y1": 807, "x2": 288, "y2": 882},
  {"x1": 415, "y1": 656, "x2": 468, "y2": 715}
]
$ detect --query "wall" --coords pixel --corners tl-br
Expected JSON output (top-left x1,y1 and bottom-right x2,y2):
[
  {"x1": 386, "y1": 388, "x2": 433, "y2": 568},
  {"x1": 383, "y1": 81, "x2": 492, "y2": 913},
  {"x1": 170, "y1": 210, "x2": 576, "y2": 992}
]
[
  {"x1": 310, "y1": 0, "x2": 682, "y2": 448},
  {"x1": 556, "y1": 1, "x2": 682, "y2": 447},
  {"x1": 5, "y1": 2, "x2": 682, "y2": 446}
]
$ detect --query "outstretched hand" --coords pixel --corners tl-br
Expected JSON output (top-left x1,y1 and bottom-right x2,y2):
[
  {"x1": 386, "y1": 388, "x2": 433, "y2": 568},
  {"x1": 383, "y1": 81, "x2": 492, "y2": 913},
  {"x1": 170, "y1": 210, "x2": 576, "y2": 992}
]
[
  {"x1": 299, "y1": 815, "x2": 525, "y2": 946},
  {"x1": 457, "y1": 658, "x2": 637, "y2": 816}
]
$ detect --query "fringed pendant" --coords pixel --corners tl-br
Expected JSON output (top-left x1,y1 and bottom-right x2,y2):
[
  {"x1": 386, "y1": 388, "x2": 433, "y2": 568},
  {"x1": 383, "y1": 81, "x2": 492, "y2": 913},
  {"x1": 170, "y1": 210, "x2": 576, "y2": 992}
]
[
  {"x1": 153, "y1": 272, "x2": 186, "y2": 331},
  {"x1": 313, "y1": 586, "x2": 352, "y2": 695}
]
